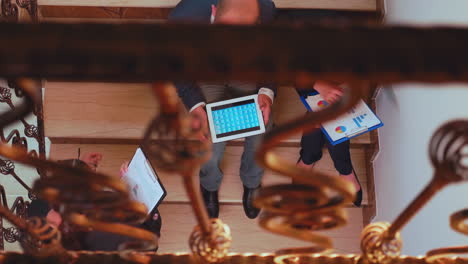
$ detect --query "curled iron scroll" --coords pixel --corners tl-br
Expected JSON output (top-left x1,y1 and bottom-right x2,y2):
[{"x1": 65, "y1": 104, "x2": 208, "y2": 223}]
[
  {"x1": 254, "y1": 81, "x2": 367, "y2": 263},
  {"x1": 0, "y1": 80, "x2": 158, "y2": 260}
]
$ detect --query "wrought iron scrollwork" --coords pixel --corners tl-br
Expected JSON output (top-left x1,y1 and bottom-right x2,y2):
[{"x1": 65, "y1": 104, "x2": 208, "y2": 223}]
[
  {"x1": 0, "y1": 0, "x2": 37, "y2": 22},
  {"x1": 0, "y1": 0, "x2": 18, "y2": 22},
  {"x1": 0, "y1": 79, "x2": 45, "y2": 250},
  {"x1": 0, "y1": 22, "x2": 465, "y2": 264},
  {"x1": 15, "y1": 0, "x2": 37, "y2": 21}
]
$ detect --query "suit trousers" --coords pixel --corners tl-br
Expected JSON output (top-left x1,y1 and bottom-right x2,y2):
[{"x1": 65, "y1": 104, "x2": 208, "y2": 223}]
[{"x1": 199, "y1": 82, "x2": 271, "y2": 191}]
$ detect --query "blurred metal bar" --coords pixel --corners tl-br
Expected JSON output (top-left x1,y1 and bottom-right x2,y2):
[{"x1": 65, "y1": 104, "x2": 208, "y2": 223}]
[{"x1": 0, "y1": 23, "x2": 468, "y2": 83}]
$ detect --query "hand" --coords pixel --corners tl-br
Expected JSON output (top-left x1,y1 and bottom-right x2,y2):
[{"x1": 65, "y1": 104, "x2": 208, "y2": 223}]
[
  {"x1": 46, "y1": 209, "x2": 62, "y2": 228},
  {"x1": 119, "y1": 161, "x2": 129, "y2": 179},
  {"x1": 313, "y1": 81, "x2": 343, "y2": 104},
  {"x1": 190, "y1": 105, "x2": 210, "y2": 141},
  {"x1": 81, "y1": 152, "x2": 103, "y2": 171},
  {"x1": 258, "y1": 94, "x2": 272, "y2": 125}
]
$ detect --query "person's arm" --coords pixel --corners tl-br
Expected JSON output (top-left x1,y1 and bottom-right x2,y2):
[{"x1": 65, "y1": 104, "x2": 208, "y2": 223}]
[
  {"x1": 256, "y1": 83, "x2": 276, "y2": 125},
  {"x1": 174, "y1": 82, "x2": 210, "y2": 141},
  {"x1": 174, "y1": 82, "x2": 206, "y2": 112},
  {"x1": 313, "y1": 80, "x2": 343, "y2": 104}
]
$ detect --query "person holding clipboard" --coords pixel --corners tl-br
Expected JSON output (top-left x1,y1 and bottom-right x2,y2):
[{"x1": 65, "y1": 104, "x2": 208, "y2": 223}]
[{"x1": 296, "y1": 81, "x2": 363, "y2": 207}]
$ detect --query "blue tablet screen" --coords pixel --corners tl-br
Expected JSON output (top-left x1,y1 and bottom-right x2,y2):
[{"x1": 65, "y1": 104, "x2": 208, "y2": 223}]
[{"x1": 211, "y1": 99, "x2": 261, "y2": 138}]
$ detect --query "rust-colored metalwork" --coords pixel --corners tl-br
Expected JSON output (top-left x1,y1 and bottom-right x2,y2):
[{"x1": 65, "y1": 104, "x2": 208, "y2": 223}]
[
  {"x1": 0, "y1": 186, "x2": 29, "y2": 249},
  {"x1": 15, "y1": 0, "x2": 37, "y2": 21},
  {"x1": 450, "y1": 208, "x2": 468, "y2": 235},
  {"x1": 143, "y1": 83, "x2": 231, "y2": 263},
  {"x1": 0, "y1": 79, "x2": 158, "y2": 261},
  {"x1": 0, "y1": 23, "x2": 468, "y2": 84},
  {"x1": 0, "y1": 0, "x2": 18, "y2": 21},
  {"x1": 359, "y1": 120, "x2": 468, "y2": 264},
  {"x1": 0, "y1": 78, "x2": 46, "y2": 249},
  {"x1": 0, "y1": 22, "x2": 466, "y2": 264},
  {"x1": 253, "y1": 81, "x2": 368, "y2": 264}
]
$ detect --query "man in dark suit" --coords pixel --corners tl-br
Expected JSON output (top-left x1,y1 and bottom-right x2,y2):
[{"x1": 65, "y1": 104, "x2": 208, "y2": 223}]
[{"x1": 169, "y1": 0, "x2": 276, "y2": 219}]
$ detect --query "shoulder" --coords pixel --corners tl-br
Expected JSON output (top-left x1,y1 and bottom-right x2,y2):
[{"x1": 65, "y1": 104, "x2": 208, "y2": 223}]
[
  {"x1": 258, "y1": 0, "x2": 276, "y2": 23},
  {"x1": 168, "y1": 0, "x2": 218, "y2": 23}
]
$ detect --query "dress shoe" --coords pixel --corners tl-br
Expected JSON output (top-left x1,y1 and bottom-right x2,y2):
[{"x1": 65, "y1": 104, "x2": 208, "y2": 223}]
[
  {"x1": 351, "y1": 170, "x2": 362, "y2": 207},
  {"x1": 243, "y1": 185, "x2": 261, "y2": 219},
  {"x1": 200, "y1": 185, "x2": 219, "y2": 218}
]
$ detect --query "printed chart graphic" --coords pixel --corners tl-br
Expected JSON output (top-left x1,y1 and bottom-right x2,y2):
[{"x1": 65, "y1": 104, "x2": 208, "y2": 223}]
[
  {"x1": 317, "y1": 100, "x2": 329, "y2": 108},
  {"x1": 335, "y1": 126, "x2": 347, "y2": 133},
  {"x1": 303, "y1": 93, "x2": 383, "y2": 144},
  {"x1": 352, "y1": 114, "x2": 368, "y2": 128}
]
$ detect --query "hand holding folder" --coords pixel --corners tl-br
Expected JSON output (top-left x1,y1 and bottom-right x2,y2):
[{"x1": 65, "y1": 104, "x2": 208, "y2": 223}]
[{"x1": 299, "y1": 91, "x2": 383, "y2": 145}]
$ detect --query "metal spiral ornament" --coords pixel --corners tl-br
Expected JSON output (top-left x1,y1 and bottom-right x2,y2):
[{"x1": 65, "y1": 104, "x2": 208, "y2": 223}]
[
  {"x1": 254, "y1": 82, "x2": 367, "y2": 264},
  {"x1": 189, "y1": 218, "x2": 232, "y2": 263},
  {"x1": 360, "y1": 222, "x2": 402, "y2": 264},
  {"x1": 142, "y1": 83, "x2": 231, "y2": 263},
  {"x1": 424, "y1": 208, "x2": 468, "y2": 263},
  {"x1": 0, "y1": 79, "x2": 158, "y2": 259},
  {"x1": 0, "y1": 204, "x2": 65, "y2": 258},
  {"x1": 429, "y1": 120, "x2": 468, "y2": 182},
  {"x1": 450, "y1": 208, "x2": 468, "y2": 235},
  {"x1": 3, "y1": 227, "x2": 20, "y2": 243},
  {"x1": 142, "y1": 83, "x2": 211, "y2": 173},
  {"x1": 19, "y1": 217, "x2": 63, "y2": 257},
  {"x1": 361, "y1": 120, "x2": 468, "y2": 263}
]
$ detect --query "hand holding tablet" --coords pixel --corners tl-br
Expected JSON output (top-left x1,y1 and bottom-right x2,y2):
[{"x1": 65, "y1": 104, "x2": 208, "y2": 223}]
[{"x1": 206, "y1": 95, "x2": 266, "y2": 143}]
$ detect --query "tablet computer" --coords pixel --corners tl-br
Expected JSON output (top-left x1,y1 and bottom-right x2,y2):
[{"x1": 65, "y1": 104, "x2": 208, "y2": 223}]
[
  {"x1": 124, "y1": 148, "x2": 167, "y2": 215},
  {"x1": 206, "y1": 95, "x2": 266, "y2": 143}
]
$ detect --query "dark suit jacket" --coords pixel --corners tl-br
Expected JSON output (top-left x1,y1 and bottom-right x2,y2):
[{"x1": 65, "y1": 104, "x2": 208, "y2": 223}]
[{"x1": 168, "y1": 0, "x2": 277, "y2": 110}]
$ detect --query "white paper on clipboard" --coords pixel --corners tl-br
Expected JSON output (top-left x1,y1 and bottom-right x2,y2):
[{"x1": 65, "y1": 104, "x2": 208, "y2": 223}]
[
  {"x1": 304, "y1": 94, "x2": 382, "y2": 142},
  {"x1": 123, "y1": 148, "x2": 166, "y2": 214}
]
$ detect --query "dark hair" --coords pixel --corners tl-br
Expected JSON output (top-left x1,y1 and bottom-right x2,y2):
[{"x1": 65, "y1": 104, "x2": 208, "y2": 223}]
[
  {"x1": 28, "y1": 159, "x2": 91, "y2": 217},
  {"x1": 56, "y1": 159, "x2": 91, "y2": 170},
  {"x1": 27, "y1": 199, "x2": 50, "y2": 218}
]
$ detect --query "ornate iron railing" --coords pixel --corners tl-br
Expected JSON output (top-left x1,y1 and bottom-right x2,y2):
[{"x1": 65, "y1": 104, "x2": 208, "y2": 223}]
[
  {"x1": 0, "y1": 79, "x2": 45, "y2": 250},
  {"x1": 0, "y1": 21, "x2": 465, "y2": 264}
]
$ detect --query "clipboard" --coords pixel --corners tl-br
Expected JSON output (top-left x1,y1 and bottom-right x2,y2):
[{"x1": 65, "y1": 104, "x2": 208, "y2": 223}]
[
  {"x1": 298, "y1": 90, "x2": 384, "y2": 146},
  {"x1": 125, "y1": 147, "x2": 167, "y2": 215}
]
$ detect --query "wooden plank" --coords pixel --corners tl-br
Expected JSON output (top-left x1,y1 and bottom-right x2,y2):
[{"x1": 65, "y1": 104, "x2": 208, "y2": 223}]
[
  {"x1": 50, "y1": 144, "x2": 368, "y2": 204},
  {"x1": 157, "y1": 203, "x2": 363, "y2": 253},
  {"x1": 38, "y1": 0, "x2": 377, "y2": 11},
  {"x1": 44, "y1": 82, "x2": 158, "y2": 139},
  {"x1": 42, "y1": 17, "x2": 165, "y2": 23},
  {"x1": 45, "y1": 82, "x2": 371, "y2": 144}
]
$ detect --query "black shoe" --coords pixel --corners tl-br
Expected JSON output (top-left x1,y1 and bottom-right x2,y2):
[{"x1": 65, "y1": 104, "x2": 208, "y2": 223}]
[
  {"x1": 200, "y1": 185, "x2": 219, "y2": 218},
  {"x1": 242, "y1": 185, "x2": 261, "y2": 219},
  {"x1": 352, "y1": 170, "x2": 363, "y2": 207}
]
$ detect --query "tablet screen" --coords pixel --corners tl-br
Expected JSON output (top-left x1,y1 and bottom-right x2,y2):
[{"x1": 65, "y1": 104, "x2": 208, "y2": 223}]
[
  {"x1": 211, "y1": 98, "x2": 261, "y2": 138},
  {"x1": 125, "y1": 148, "x2": 166, "y2": 214}
]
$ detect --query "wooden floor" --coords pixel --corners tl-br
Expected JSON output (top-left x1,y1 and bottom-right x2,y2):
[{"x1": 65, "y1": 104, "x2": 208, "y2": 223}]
[
  {"x1": 158, "y1": 203, "x2": 362, "y2": 254},
  {"x1": 50, "y1": 144, "x2": 369, "y2": 205},
  {"x1": 45, "y1": 81, "x2": 373, "y2": 254},
  {"x1": 44, "y1": 82, "x2": 371, "y2": 144}
]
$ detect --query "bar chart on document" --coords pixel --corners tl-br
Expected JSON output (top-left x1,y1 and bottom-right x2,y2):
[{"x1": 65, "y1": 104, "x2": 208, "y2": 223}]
[{"x1": 303, "y1": 93, "x2": 383, "y2": 145}]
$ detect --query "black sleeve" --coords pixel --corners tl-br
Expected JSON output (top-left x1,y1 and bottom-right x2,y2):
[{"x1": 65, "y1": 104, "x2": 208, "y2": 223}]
[
  {"x1": 140, "y1": 209, "x2": 162, "y2": 238},
  {"x1": 168, "y1": 0, "x2": 217, "y2": 23},
  {"x1": 175, "y1": 82, "x2": 205, "y2": 110},
  {"x1": 295, "y1": 87, "x2": 319, "y2": 97}
]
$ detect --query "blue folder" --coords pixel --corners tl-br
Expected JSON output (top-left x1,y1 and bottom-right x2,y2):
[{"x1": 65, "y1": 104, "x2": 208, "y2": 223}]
[{"x1": 298, "y1": 90, "x2": 384, "y2": 146}]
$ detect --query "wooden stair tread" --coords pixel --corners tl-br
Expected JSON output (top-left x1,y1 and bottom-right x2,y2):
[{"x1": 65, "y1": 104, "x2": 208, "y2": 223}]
[
  {"x1": 50, "y1": 144, "x2": 369, "y2": 205},
  {"x1": 157, "y1": 203, "x2": 363, "y2": 253},
  {"x1": 38, "y1": 0, "x2": 378, "y2": 11},
  {"x1": 44, "y1": 82, "x2": 371, "y2": 145}
]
